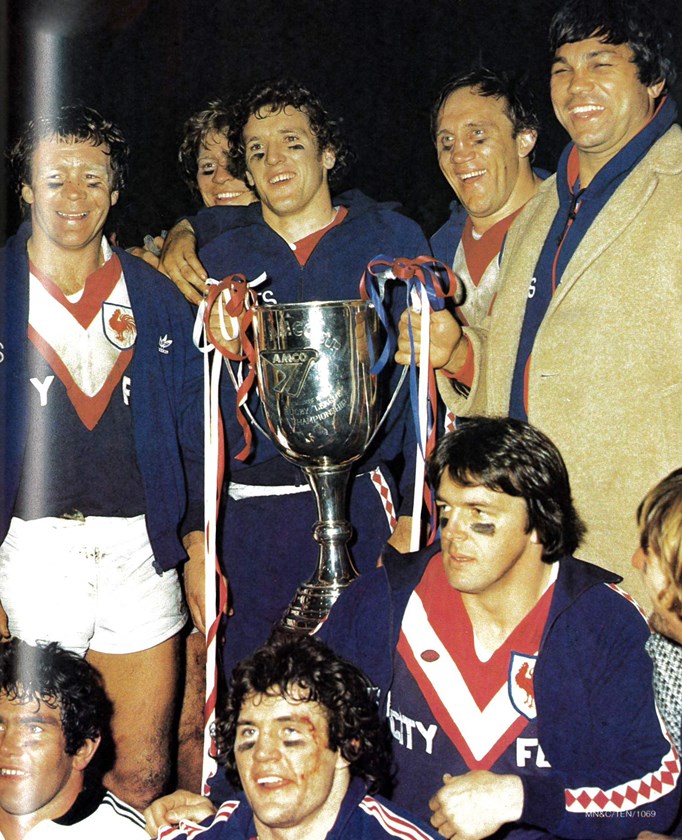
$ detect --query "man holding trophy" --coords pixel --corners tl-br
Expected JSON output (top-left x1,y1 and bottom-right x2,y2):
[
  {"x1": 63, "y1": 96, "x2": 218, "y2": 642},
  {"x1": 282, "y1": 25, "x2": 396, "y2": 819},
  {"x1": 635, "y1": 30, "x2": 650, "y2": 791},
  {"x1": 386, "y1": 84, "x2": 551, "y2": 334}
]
[{"x1": 174, "y1": 80, "x2": 430, "y2": 682}]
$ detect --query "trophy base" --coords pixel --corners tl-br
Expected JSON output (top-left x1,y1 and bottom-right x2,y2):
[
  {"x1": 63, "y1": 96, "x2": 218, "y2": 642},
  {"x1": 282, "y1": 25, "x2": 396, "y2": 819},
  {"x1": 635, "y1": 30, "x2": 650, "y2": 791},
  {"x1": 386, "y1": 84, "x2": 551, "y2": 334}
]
[{"x1": 280, "y1": 580, "x2": 353, "y2": 633}]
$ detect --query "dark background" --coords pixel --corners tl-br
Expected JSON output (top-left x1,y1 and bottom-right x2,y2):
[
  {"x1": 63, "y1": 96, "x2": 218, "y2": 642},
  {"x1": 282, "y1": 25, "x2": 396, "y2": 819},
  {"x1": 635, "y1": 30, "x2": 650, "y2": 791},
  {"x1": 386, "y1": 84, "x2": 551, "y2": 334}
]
[{"x1": 2, "y1": 0, "x2": 680, "y2": 245}]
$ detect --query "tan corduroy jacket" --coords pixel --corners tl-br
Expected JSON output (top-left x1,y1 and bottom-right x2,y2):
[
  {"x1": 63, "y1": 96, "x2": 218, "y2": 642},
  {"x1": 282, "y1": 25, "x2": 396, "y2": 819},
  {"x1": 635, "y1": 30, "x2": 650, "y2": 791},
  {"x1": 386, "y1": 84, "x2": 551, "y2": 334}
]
[{"x1": 439, "y1": 125, "x2": 682, "y2": 605}]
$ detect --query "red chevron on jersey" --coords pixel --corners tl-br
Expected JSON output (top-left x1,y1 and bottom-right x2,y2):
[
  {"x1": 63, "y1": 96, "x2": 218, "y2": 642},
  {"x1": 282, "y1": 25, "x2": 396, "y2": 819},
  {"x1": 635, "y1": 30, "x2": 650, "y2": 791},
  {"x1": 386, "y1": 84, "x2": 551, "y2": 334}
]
[
  {"x1": 453, "y1": 210, "x2": 522, "y2": 327},
  {"x1": 29, "y1": 250, "x2": 122, "y2": 328},
  {"x1": 27, "y1": 253, "x2": 135, "y2": 430},
  {"x1": 396, "y1": 553, "x2": 555, "y2": 769}
]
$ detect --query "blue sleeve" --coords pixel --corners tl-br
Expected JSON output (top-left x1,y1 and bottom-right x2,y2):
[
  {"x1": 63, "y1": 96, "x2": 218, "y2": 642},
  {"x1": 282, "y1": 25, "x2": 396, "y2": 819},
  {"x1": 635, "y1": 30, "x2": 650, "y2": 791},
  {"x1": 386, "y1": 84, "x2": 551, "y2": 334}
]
[
  {"x1": 521, "y1": 587, "x2": 681, "y2": 838},
  {"x1": 316, "y1": 567, "x2": 394, "y2": 697},
  {"x1": 185, "y1": 206, "x2": 246, "y2": 249}
]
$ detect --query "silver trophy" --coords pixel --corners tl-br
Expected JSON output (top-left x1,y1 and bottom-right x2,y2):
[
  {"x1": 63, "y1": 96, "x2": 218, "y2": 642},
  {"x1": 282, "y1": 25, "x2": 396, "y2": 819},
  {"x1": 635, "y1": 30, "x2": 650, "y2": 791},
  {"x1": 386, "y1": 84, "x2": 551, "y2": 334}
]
[{"x1": 251, "y1": 299, "x2": 392, "y2": 631}]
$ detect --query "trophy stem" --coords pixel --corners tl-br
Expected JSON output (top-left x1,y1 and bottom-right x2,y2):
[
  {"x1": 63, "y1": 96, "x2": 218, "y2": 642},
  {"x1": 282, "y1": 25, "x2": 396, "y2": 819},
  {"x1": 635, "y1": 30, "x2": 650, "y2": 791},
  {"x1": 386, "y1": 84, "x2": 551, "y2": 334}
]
[{"x1": 280, "y1": 465, "x2": 359, "y2": 632}]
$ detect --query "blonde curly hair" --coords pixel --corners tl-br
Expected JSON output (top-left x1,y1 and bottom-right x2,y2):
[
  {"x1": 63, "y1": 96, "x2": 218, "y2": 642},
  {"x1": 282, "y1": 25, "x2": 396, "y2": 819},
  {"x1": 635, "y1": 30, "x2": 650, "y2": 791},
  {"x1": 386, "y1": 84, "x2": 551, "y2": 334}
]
[{"x1": 637, "y1": 468, "x2": 682, "y2": 618}]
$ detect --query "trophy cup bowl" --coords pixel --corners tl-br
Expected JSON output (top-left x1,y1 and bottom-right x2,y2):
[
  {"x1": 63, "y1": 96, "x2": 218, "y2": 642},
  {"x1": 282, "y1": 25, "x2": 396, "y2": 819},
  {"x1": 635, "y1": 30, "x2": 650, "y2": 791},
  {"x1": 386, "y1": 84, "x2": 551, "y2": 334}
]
[{"x1": 252, "y1": 299, "x2": 385, "y2": 631}]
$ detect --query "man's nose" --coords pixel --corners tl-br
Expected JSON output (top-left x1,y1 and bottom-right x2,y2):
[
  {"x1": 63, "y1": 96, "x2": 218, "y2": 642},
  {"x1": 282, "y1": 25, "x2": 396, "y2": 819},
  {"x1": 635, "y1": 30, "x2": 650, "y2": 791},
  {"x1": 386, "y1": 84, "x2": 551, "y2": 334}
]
[
  {"x1": 64, "y1": 178, "x2": 87, "y2": 199},
  {"x1": 265, "y1": 144, "x2": 284, "y2": 166},
  {"x1": 0, "y1": 728, "x2": 21, "y2": 756},
  {"x1": 443, "y1": 511, "x2": 468, "y2": 541},
  {"x1": 567, "y1": 66, "x2": 594, "y2": 94},
  {"x1": 631, "y1": 547, "x2": 646, "y2": 571},
  {"x1": 253, "y1": 733, "x2": 281, "y2": 761},
  {"x1": 449, "y1": 137, "x2": 474, "y2": 163},
  {"x1": 213, "y1": 164, "x2": 230, "y2": 184}
]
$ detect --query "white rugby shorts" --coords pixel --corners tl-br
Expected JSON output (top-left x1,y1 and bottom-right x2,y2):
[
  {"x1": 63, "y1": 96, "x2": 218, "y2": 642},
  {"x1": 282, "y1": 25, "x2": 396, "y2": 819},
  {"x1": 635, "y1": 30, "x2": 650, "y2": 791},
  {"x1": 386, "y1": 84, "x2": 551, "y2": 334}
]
[{"x1": 0, "y1": 514, "x2": 187, "y2": 655}]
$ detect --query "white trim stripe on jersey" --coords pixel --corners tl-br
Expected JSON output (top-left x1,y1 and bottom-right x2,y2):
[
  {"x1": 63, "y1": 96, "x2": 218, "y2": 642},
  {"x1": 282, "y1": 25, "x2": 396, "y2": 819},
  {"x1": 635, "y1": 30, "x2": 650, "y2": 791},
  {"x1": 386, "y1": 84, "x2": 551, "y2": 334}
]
[
  {"x1": 158, "y1": 800, "x2": 241, "y2": 839},
  {"x1": 359, "y1": 796, "x2": 435, "y2": 839}
]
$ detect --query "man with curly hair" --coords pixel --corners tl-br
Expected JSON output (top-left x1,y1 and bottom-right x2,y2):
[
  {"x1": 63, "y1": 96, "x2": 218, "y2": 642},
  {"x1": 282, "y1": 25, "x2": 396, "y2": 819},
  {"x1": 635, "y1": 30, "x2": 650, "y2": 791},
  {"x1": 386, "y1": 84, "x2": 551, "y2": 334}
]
[
  {"x1": 0, "y1": 104, "x2": 204, "y2": 809},
  {"x1": 0, "y1": 639, "x2": 147, "y2": 838},
  {"x1": 158, "y1": 80, "x2": 429, "y2": 680},
  {"x1": 145, "y1": 634, "x2": 438, "y2": 839}
]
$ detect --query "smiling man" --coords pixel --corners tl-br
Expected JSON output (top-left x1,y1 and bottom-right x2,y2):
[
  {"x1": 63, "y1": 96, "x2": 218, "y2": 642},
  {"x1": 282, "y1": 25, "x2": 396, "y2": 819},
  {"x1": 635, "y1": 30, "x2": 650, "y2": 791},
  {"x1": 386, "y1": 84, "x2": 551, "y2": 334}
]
[
  {"x1": 319, "y1": 417, "x2": 681, "y2": 839},
  {"x1": 400, "y1": 0, "x2": 681, "y2": 606},
  {"x1": 0, "y1": 105, "x2": 204, "y2": 809},
  {"x1": 0, "y1": 639, "x2": 147, "y2": 839},
  {"x1": 430, "y1": 69, "x2": 545, "y2": 332},
  {"x1": 159, "y1": 80, "x2": 428, "y2": 688},
  {"x1": 147, "y1": 634, "x2": 438, "y2": 840}
]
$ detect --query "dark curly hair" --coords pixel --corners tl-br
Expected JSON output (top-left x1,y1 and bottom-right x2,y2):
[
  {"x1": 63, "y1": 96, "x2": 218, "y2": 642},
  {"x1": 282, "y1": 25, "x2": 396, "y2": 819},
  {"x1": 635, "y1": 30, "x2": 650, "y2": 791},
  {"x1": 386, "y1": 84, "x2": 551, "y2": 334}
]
[
  {"x1": 178, "y1": 99, "x2": 232, "y2": 198},
  {"x1": 549, "y1": 0, "x2": 676, "y2": 90},
  {"x1": 8, "y1": 104, "x2": 129, "y2": 215},
  {"x1": 226, "y1": 79, "x2": 352, "y2": 189},
  {"x1": 427, "y1": 416, "x2": 586, "y2": 563},
  {"x1": 214, "y1": 632, "x2": 391, "y2": 794},
  {"x1": 0, "y1": 640, "x2": 111, "y2": 756},
  {"x1": 431, "y1": 66, "x2": 540, "y2": 144}
]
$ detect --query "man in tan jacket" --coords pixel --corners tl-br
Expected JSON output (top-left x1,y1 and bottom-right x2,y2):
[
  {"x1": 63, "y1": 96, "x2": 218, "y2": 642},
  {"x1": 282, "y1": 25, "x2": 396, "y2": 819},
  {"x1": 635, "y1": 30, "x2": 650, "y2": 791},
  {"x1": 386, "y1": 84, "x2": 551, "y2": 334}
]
[{"x1": 397, "y1": 0, "x2": 681, "y2": 606}]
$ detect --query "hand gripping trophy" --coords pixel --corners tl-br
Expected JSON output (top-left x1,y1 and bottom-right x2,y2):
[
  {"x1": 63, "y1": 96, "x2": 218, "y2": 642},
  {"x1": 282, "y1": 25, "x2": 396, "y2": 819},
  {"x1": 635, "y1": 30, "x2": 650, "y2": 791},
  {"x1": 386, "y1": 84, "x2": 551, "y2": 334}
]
[{"x1": 204, "y1": 258, "x2": 455, "y2": 631}]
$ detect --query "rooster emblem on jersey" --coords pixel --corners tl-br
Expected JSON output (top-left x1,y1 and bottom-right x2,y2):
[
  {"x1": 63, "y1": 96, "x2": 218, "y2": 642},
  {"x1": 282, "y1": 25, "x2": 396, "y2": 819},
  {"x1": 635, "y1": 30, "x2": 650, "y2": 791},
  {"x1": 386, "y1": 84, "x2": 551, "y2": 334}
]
[
  {"x1": 508, "y1": 653, "x2": 538, "y2": 720},
  {"x1": 102, "y1": 303, "x2": 137, "y2": 349}
]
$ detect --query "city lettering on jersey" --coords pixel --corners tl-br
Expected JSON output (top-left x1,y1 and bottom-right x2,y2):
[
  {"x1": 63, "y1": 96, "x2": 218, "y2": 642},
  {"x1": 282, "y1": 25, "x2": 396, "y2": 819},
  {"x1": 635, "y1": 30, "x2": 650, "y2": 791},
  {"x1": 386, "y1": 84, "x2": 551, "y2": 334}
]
[
  {"x1": 28, "y1": 374, "x2": 132, "y2": 407},
  {"x1": 386, "y1": 691, "x2": 438, "y2": 755},
  {"x1": 30, "y1": 375, "x2": 55, "y2": 406},
  {"x1": 260, "y1": 289, "x2": 277, "y2": 304}
]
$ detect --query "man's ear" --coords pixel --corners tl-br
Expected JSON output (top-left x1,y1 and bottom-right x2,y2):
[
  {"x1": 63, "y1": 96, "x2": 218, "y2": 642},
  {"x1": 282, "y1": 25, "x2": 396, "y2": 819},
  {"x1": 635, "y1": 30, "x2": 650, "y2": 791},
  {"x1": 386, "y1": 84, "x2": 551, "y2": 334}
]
[
  {"x1": 647, "y1": 79, "x2": 665, "y2": 102},
  {"x1": 21, "y1": 184, "x2": 34, "y2": 206},
  {"x1": 72, "y1": 736, "x2": 100, "y2": 772},
  {"x1": 110, "y1": 190, "x2": 119, "y2": 207},
  {"x1": 530, "y1": 529, "x2": 541, "y2": 545},
  {"x1": 335, "y1": 751, "x2": 350, "y2": 771},
  {"x1": 245, "y1": 170, "x2": 255, "y2": 187},
  {"x1": 321, "y1": 147, "x2": 336, "y2": 171},
  {"x1": 516, "y1": 129, "x2": 538, "y2": 160}
]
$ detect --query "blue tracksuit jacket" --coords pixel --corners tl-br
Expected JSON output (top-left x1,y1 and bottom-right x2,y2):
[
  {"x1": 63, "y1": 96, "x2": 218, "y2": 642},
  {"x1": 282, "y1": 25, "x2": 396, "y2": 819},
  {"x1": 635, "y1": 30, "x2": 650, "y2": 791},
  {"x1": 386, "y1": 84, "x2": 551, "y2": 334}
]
[
  {"x1": 318, "y1": 543, "x2": 681, "y2": 838},
  {"x1": 158, "y1": 777, "x2": 439, "y2": 839},
  {"x1": 0, "y1": 222, "x2": 204, "y2": 573}
]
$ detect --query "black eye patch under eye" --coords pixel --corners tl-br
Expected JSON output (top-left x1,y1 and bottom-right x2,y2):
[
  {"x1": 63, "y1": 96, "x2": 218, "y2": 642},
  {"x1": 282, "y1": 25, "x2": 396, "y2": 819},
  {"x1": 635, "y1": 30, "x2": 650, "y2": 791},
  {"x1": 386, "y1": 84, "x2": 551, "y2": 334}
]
[{"x1": 470, "y1": 523, "x2": 495, "y2": 535}]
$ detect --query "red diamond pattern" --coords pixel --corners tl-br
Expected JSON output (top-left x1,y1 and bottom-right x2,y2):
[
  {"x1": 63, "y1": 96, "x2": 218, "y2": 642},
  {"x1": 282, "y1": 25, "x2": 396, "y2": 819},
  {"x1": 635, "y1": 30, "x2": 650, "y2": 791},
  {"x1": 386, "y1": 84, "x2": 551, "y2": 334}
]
[
  {"x1": 370, "y1": 468, "x2": 398, "y2": 530},
  {"x1": 564, "y1": 744, "x2": 680, "y2": 814}
]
